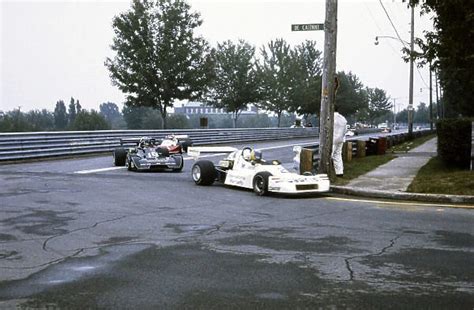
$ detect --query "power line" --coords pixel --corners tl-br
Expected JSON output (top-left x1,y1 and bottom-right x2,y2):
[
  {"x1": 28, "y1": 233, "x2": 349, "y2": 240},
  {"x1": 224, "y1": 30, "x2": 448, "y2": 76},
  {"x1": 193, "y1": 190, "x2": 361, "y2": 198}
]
[
  {"x1": 364, "y1": 3, "x2": 403, "y2": 57},
  {"x1": 378, "y1": 0, "x2": 409, "y2": 49}
]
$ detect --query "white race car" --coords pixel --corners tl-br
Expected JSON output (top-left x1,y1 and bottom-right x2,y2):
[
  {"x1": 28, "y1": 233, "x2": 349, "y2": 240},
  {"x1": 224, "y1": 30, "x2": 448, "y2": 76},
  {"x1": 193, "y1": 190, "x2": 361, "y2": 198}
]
[{"x1": 189, "y1": 146, "x2": 330, "y2": 196}]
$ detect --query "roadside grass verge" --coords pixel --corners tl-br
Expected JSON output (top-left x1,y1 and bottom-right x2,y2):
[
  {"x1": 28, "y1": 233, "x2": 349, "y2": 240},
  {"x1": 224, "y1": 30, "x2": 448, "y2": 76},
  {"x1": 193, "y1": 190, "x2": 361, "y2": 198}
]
[
  {"x1": 407, "y1": 157, "x2": 474, "y2": 196},
  {"x1": 390, "y1": 133, "x2": 436, "y2": 153},
  {"x1": 333, "y1": 154, "x2": 395, "y2": 185},
  {"x1": 333, "y1": 134, "x2": 436, "y2": 186}
]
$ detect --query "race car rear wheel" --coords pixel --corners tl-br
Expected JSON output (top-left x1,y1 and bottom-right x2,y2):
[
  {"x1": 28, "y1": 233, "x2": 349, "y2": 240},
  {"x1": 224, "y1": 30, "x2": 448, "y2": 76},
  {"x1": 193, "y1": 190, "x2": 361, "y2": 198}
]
[
  {"x1": 113, "y1": 148, "x2": 127, "y2": 166},
  {"x1": 253, "y1": 172, "x2": 272, "y2": 196},
  {"x1": 192, "y1": 160, "x2": 216, "y2": 185},
  {"x1": 172, "y1": 155, "x2": 184, "y2": 172}
]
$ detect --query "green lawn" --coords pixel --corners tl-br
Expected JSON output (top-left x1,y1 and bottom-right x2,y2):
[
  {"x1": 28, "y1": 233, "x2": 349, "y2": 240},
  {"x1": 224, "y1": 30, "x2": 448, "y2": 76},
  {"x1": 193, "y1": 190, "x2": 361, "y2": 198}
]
[
  {"x1": 333, "y1": 133, "x2": 436, "y2": 186},
  {"x1": 407, "y1": 157, "x2": 474, "y2": 196},
  {"x1": 390, "y1": 134, "x2": 436, "y2": 153},
  {"x1": 333, "y1": 154, "x2": 395, "y2": 185}
]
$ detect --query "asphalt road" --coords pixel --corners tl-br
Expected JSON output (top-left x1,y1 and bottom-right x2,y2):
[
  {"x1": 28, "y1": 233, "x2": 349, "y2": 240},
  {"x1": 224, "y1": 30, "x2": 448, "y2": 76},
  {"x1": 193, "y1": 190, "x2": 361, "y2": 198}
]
[{"x1": 0, "y1": 137, "x2": 473, "y2": 309}]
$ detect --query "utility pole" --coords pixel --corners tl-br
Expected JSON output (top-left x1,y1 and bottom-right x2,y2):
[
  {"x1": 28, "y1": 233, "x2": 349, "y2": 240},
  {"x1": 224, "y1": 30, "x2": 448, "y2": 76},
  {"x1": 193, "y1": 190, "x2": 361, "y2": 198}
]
[
  {"x1": 393, "y1": 98, "x2": 397, "y2": 127},
  {"x1": 318, "y1": 0, "x2": 338, "y2": 179},
  {"x1": 407, "y1": 3, "x2": 415, "y2": 137},
  {"x1": 429, "y1": 62, "x2": 433, "y2": 130},
  {"x1": 435, "y1": 68, "x2": 440, "y2": 119}
]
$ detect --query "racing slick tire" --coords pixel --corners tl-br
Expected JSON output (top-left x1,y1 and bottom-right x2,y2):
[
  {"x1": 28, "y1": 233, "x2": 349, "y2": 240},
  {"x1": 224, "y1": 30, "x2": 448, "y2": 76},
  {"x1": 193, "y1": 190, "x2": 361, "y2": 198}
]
[
  {"x1": 192, "y1": 160, "x2": 216, "y2": 186},
  {"x1": 172, "y1": 155, "x2": 184, "y2": 172},
  {"x1": 253, "y1": 172, "x2": 272, "y2": 196},
  {"x1": 113, "y1": 148, "x2": 127, "y2": 166}
]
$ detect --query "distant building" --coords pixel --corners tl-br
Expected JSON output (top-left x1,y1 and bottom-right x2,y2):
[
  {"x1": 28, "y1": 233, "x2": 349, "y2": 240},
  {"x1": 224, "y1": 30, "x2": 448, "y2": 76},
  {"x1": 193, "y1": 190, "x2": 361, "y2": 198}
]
[{"x1": 173, "y1": 101, "x2": 258, "y2": 115}]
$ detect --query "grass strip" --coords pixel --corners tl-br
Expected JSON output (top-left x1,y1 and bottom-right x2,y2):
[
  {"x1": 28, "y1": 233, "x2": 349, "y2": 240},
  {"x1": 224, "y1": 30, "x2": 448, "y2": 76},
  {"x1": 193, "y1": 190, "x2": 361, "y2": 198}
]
[
  {"x1": 390, "y1": 134, "x2": 436, "y2": 153},
  {"x1": 333, "y1": 154, "x2": 395, "y2": 185},
  {"x1": 407, "y1": 157, "x2": 474, "y2": 196}
]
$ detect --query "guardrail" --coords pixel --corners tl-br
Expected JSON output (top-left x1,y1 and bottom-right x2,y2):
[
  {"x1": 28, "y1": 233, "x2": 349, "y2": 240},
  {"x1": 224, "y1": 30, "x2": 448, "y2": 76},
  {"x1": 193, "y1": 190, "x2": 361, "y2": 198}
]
[{"x1": 0, "y1": 127, "x2": 319, "y2": 162}]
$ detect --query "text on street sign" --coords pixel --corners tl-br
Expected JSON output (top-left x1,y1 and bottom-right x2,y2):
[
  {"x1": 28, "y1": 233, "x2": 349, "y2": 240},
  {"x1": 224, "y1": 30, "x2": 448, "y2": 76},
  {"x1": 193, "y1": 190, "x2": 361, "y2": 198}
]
[{"x1": 291, "y1": 23, "x2": 324, "y2": 31}]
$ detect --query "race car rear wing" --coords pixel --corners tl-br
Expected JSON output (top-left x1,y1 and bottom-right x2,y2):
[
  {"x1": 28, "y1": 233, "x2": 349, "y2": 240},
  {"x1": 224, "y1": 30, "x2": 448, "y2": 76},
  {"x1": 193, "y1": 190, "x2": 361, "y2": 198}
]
[
  {"x1": 187, "y1": 146, "x2": 237, "y2": 160},
  {"x1": 119, "y1": 135, "x2": 191, "y2": 146}
]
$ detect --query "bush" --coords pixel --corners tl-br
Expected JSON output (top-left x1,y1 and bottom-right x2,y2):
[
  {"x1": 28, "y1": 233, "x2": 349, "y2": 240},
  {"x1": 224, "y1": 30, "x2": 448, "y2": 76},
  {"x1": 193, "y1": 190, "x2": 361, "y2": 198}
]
[{"x1": 436, "y1": 118, "x2": 472, "y2": 169}]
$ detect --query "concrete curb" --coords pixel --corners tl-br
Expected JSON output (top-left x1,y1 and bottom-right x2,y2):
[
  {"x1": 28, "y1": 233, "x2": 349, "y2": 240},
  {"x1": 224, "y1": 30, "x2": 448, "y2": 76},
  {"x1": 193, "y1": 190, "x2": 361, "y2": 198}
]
[{"x1": 331, "y1": 185, "x2": 474, "y2": 205}]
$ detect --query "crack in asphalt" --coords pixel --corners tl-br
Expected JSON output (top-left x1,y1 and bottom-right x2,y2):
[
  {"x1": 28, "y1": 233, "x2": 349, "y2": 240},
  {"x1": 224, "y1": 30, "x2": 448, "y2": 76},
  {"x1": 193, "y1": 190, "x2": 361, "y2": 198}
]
[
  {"x1": 344, "y1": 232, "x2": 404, "y2": 281},
  {"x1": 41, "y1": 214, "x2": 132, "y2": 252},
  {"x1": 0, "y1": 248, "x2": 85, "y2": 270},
  {"x1": 205, "y1": 222, "x2": 226, "y2": 236}
]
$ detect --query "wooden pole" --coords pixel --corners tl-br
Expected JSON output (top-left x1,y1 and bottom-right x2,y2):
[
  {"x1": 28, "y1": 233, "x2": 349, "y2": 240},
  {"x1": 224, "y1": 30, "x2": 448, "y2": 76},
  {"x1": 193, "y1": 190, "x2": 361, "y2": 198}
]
[{"x1": 318, "y1": 0, "x2": 338, "y2": 180}]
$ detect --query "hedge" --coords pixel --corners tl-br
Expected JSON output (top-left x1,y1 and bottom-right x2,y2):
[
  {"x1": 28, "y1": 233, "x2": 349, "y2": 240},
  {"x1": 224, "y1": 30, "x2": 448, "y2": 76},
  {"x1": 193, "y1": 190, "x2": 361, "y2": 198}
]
[{"x1": 436, "y1": 118, "x2": 472, "y2": 169}]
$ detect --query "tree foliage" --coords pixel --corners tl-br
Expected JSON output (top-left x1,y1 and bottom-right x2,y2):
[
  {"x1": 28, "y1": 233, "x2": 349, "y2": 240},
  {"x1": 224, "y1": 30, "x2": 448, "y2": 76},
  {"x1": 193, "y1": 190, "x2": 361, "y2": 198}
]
[
  {"x1": 105, "y1": 0, "x2": 214, "y2": 128},
  {"x1": 100, "y1": 102, "x2": 126, "y2": 129},
  {"x1": 410, "y1": 0, "x2": 474, "y2": 117},
  {"x1": 367, "y1": 87, "x2": 391, "y2": 124},
  {"x1": 257, "y1": 39, "x2": 293, "y2": 127},
  {"x1": 335, "y1": 71, "x2": 368, "y2": 119},
  {"x1": 207, "y1": 40, "x2": 260, "y2": 128},
  {"x1": 69, "y1": 110, "x2": 110, "y2": 131},
  {"x1": 288, "y1": 40, "x2": 322, "y2": 118},
  {"x1": 54, "y1": 100, "x2": 68, "y2": 130}
]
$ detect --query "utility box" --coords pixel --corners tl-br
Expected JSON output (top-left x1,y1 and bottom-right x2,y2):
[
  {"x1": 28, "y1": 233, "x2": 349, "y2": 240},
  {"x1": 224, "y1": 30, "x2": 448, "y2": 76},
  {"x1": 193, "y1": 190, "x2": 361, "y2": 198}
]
[
  {"x1": 366, "y1": 138, "x2": 378, "y2": 156},
  {"x1": 377, "y1": 137, "x2": 387, "y2": 155}
]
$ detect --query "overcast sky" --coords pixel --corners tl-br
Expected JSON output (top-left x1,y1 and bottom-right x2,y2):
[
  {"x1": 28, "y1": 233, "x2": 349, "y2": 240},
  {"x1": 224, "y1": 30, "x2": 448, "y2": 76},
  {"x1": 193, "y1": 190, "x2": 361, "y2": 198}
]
[{"x1": 1, "y1": 0, "x2": 434, "y2": 114}]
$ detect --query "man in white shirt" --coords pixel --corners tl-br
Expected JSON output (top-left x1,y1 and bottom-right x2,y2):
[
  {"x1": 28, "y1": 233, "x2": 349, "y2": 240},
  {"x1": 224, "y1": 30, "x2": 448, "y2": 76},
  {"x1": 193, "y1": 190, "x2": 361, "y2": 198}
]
[{"x1": 332, "y1": 106, "x2": 347, "y2": 177}]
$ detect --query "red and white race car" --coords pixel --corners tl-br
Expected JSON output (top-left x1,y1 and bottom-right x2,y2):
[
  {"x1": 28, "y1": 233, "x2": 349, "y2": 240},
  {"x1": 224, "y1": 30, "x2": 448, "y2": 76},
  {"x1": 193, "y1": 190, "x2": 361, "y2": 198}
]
[{"x1": 113, "y1": 135, "x2": 192, "y2": 172}]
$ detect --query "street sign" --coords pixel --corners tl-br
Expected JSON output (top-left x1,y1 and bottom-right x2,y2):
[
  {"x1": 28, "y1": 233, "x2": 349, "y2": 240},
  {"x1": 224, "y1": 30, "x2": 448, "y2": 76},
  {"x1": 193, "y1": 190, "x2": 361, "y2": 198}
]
[{"x1": 291, "y1": 23, "x2": 324, "y2": 31}]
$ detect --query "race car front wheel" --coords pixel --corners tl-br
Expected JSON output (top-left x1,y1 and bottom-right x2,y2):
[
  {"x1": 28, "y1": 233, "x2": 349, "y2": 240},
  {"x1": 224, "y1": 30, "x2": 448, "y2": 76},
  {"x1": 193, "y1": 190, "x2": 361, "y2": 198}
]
[
  {"x1": 192, "y1": 160, "x2": 216, "y2": 185},
  {"x1": 113, "y1": 148, "x2": 127, "y2": 166},
  {"x1": 253, "y1": 172, "x2": 272, "y2": 196},
  {"x1": 172, "y1": 155, "x2": 184, "y2": 172}
]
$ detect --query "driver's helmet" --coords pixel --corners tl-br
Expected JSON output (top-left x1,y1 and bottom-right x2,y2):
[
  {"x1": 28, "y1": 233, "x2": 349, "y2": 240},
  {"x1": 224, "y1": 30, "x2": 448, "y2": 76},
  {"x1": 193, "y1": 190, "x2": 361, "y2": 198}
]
[
  {"x1": 139, "y1": 137, "x2": 153, "y2": 147},
  {"x1": 149, "y1": 138, "x2": 156, "y2": 146},
  {"x1": 253, "y1": 150, "x2": 262, "y2": 162},
  {"x1": 243, "y1": 148, "x2": 262, "y2": 162},
  {"x1": 139, "y1": 137, "x2": 146, "y2": 148}
]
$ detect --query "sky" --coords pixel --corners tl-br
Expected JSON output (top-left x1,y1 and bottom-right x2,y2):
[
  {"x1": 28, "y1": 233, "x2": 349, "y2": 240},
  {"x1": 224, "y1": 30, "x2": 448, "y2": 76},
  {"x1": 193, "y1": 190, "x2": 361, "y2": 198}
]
[{"x1": 0, "y1": 0, "x2": 435, "y2": 114}]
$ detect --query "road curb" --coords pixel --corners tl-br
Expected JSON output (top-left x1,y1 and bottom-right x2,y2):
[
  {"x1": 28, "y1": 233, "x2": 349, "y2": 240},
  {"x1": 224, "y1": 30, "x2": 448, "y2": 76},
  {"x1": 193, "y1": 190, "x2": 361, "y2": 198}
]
[{"x1": 330, "y1": 185, "x2": 474, "y2": 205}]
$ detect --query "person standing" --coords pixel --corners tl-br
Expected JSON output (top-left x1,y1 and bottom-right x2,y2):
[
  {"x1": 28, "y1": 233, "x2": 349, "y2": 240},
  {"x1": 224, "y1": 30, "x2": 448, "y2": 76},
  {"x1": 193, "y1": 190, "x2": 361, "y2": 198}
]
[{"x1": 332, "y1": 106, "x2": 347, "y2": 177}]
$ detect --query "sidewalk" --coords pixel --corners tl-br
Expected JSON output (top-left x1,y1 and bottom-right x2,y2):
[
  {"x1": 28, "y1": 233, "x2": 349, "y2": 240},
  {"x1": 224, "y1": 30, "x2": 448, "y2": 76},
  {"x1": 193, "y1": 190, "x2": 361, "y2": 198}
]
[{"x1": 331, "y1": 138, "x2": 474, "y2": 205}]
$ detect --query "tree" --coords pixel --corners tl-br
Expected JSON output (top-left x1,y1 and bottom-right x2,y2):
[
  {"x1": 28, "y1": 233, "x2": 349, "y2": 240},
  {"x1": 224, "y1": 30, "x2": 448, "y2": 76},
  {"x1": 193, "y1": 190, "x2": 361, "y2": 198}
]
[
  {"x1": 99, "y1": 102, "x2": 125, "y2": 129},
  {"x1": 105, "y1": 0, "x2": 214, "y2": 129},
  {"x1": 54, "y1": 100, "x2": 68, "y2": 130},
  {"x1": 122, "y1": 106, "x2": 163, "y2": 129},
  {"x1": 287, "y1": 40, "x2": 323, "y2": 120},
  {"x1": 334, "y1": 71, "x2": 368, "y2": 120},
  {"x1": 410, "y1": 0, "x2": 474, "y2": 117},
  {"x1": 69, "y1": 110, "x2": 110, "y2": 131},
  {"x1": 68, "y1": 97, "x2": 77, "y2": 125},
  {"x1": 257, "y1": 39, "x2": 293, "y2": 127},
  {"x1": 26, "y1": 109, "x2": 55, "y2": 131},
  {"x1": 367, "y1": 87, "x2": 391, "y2": 124},
  {"x1": 414, "y1": 102, "x2": 430, "y2": 124},
  {"x1": 207, "y1": 40, "x2": 261, "y2": 128}
]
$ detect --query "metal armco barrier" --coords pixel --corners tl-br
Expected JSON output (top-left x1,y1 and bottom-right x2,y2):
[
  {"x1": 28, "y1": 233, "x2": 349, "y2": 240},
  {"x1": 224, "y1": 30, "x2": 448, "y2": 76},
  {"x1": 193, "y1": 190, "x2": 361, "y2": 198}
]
[{"x1": 0, "y1": 127, "x2": 319, "y2": 162}]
